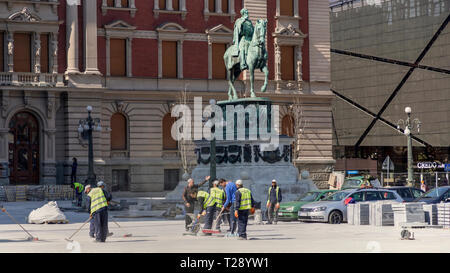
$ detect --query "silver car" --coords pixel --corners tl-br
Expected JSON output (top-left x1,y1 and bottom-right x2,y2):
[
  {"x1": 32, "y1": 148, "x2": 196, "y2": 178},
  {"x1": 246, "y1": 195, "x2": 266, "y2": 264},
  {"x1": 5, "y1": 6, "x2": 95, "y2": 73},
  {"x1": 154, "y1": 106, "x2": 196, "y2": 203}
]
[{"x1": 298, "y1": 188, "x2": 403, "y2": 224}]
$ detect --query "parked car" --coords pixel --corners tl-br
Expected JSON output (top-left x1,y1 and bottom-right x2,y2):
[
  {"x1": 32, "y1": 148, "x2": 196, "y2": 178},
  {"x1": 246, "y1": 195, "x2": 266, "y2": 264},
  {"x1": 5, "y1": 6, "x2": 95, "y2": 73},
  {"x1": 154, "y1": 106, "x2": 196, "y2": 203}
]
[
  {"x1": 384, "y1": 186, "x2": 424, "y2": 202},
  {"x1": 341, "y1": 176, "x2": 379, "y2": 190},
  {"x1": 277, "y1": 190, "x2": 337, "y2": 221},
  {"x1": 414, "y1": 186, "x2": 450, "y2": 204},
  {"x1": 298, "y1": 188, "x2": 403, "y2": 224}
]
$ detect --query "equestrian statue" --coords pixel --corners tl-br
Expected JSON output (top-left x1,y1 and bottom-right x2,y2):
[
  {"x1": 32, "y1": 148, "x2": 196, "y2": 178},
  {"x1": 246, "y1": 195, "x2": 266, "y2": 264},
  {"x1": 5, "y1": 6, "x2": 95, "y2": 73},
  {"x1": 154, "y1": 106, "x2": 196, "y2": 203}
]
[{"x1": 223, "y1": 9, "x2": 269, "y2": 101}]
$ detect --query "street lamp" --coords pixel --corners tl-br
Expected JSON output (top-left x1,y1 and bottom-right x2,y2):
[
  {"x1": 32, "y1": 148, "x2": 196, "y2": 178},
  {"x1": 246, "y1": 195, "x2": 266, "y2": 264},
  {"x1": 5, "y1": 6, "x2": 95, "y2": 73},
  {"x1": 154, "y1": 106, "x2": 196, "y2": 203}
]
[
  {"x1": 397, "y1": 107, "x2": 421, "y2": 187},
  {"x1": 208, "y1": 99, "x2": 216, "y2": 189},
  {"x1": 78, "y1": 105, "x2": 102, "y2": 186}
]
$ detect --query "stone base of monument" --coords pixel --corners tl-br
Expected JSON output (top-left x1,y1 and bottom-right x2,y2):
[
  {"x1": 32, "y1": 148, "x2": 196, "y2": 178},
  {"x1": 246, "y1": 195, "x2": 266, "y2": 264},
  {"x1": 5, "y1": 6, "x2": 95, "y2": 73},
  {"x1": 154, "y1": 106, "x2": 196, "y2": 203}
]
[{"x1": 187, "y1": 138, "x2": 317, "y2": 204}]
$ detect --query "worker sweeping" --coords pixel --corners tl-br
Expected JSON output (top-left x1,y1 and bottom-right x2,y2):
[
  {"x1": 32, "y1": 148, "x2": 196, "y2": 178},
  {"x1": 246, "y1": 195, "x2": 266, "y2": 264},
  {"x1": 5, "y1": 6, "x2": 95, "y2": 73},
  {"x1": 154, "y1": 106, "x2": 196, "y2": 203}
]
[
  {"x1": 71, "y1": 182, "x2": 84, "y2": 207},
  {"x1": 208, "y1": 180, "x2": 226, "y2": 231},
  {"x1": 85, "y1": 185, "x2": 109, "y2": 242},
  {"x1": 182, "y1": 176, "x2": 210, "y2": 231},
  {"x1": 189, "y1": 188, "x2": 217, "y2": 236},
  {"x1": 234, "y1": 179, "x2": 255, "y2": 240}
]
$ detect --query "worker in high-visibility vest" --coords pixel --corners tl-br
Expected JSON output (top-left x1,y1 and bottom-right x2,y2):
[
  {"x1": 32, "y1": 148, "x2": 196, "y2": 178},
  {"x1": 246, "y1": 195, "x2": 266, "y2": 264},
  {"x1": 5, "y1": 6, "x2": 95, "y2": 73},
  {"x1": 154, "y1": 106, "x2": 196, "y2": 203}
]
[
  {"x1": 71, "y1": 182, "x2": 84, "y2": 207},
  {"x1": 266, "y1": 179, "x2": 282, "y2": 224},
  {"x1": 234, "y1": 179, "x2": 255, "y2": 240},
  {"x1": 207, "y1": 180, "x2": 225, "y2": 231},
  {"x1": 85, "y1": 185, "x2": 109, "y2": 242}
]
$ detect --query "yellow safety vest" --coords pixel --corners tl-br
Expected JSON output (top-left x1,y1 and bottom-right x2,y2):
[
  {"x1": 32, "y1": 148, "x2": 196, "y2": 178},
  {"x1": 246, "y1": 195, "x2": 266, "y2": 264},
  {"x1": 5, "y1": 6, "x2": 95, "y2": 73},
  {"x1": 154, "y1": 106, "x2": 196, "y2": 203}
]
[
  {"x1": 238, "y1": 188, "x2": 252, "y2": 210},
  {"x1": 197, "y1": 191, "x2": 214, "y2": 209},
  {"x1": 73, "y1": 182, "x2": 84, "y2": 193},
  {"x1": 210, "y1": 187, "x2": 225, "y2": 208},
  {"x1": 88, "y1": 188, "x2": 108, "y2": 214},
  {"x1": 267, "y1": 186, "x2": 279, "y2": 205}
]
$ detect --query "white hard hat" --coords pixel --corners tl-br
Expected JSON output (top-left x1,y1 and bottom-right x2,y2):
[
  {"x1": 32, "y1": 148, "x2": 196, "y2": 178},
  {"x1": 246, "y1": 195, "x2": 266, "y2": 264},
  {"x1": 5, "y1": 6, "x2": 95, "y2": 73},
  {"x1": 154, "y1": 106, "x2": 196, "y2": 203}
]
[
  {"x1": 235, "y1": 180, "x2": 243, "y2": 186},
  {"x1": 84, "y1": 185, "x2": 91, "y2": 192},
  {"x1": 97, "y1": 181, "x2": 105, "y2": 187},
  {"x1": 213, "y1": 180, "x2": 219, "y2": 186},
  {"x1": 272, "y1": 179, "x2": 277, "y2": 183}
]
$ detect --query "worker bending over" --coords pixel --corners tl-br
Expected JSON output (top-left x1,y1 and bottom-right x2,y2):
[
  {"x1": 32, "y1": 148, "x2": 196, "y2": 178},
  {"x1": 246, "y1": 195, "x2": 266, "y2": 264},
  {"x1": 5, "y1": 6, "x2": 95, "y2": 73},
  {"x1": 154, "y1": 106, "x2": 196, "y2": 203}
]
[{"x1": 85, "y1": 185, "x2": 109, "y2": 242}]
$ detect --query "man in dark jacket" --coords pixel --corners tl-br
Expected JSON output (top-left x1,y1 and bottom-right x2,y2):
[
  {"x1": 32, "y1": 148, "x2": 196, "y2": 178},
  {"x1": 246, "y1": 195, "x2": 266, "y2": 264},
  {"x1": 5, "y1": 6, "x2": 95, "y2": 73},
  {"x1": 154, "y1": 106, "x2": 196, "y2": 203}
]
[
  {"x1": 182, "y1": 175, "x2": 210, "y2": 231},
  {"x1": 266, "y1": 179, "x2": 282, "y2": 224}
]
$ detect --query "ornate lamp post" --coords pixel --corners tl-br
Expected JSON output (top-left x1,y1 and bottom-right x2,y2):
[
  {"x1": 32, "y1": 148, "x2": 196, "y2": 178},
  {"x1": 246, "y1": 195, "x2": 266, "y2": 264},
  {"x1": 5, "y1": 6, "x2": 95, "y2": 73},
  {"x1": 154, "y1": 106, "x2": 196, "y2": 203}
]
[
  {"x1": 78, "y1": 105, "x2": 102, "y2": 186},
  {"x1": 397, "y1": 107, "x2": 421, "y2": 187},
  {"x1": 208, "y1": 99, "x2": 216, "y2": 189}
]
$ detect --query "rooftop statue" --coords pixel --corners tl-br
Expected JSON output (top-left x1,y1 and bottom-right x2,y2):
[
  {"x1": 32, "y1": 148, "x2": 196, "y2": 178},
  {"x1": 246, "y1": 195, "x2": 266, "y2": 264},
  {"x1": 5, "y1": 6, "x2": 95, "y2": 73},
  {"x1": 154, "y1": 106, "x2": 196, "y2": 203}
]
[{"x1": 224, "y1": 9, "x2": 268, "y2": 101}]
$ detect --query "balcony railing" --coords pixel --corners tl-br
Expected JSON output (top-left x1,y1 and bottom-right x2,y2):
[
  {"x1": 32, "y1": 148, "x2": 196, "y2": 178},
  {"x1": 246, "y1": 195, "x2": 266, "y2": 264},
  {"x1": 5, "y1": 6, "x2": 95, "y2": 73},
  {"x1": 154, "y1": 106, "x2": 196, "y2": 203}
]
[{"x1": 0, "y1": 72, "x2": 64, "y2": 87}]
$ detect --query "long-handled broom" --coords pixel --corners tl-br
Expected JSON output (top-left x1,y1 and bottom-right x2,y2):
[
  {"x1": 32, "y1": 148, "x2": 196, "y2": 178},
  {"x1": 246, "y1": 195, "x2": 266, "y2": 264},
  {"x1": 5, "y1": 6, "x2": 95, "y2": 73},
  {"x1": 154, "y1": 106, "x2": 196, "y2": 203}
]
[
  {"x1": 109, "y1": 218, "x2": 132, "y2": 237},
  {"x1": 65, "y1": 217, "x2": 91, "y2": 242},
  {"x1": 1, "y1": 208, "x2": 38, "y2": 241},
  {"x1": 202, "y1": 210, "x2": 228, "y2": 234}
]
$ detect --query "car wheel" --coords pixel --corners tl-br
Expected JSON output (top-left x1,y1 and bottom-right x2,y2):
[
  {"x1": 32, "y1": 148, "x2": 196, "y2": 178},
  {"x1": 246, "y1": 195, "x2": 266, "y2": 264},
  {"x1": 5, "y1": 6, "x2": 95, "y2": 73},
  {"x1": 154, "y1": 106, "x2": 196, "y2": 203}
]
[{"x1": 328, "y1": 210, "x2": 343, "y2": 224}]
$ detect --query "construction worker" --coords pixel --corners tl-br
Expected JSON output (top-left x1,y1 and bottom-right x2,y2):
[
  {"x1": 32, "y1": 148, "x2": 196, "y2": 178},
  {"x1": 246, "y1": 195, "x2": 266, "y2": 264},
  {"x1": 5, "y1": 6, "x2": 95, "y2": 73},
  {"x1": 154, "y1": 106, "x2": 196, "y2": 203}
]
[
  {"x1": 85, "y1": 185, "x2": 109, "y2": 242},
  {"x1": 234, "y1": 179, "x2": 255, "y2": 240},
  {"x1": 189, "y1": 188, "x2": 217, "y2": 235},
  {"x1": 71, "y1": 181, "x2": 84, "y2": 207},
  {"x1": 266, "y1": 179, "x2": 282, "y2": 224},
  {"x1": 182, "y1": 175, "x2": 210, "y2": 231},
  {"x1": 97, "y1": 181, "x2": 113, "y2": 237},
  {"x1": 84, "y1": 185, "x2": 96, "y2": 238},
  {"x1": 222, "y1": 179, "x2": 238, "y2": 236},
  {"x1": 209, "y1": 180, "x2": 226, "y2": 231}
]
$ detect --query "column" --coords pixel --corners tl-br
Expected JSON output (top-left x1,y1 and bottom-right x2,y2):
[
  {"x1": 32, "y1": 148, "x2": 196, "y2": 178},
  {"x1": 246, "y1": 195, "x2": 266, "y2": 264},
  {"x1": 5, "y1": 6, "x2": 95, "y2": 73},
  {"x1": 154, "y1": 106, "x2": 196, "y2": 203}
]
[
  {"x1": 34, "y1": 32, "x2": 41, "y2": 74},
  {"x1": 294, "y1": 0, "x2": 299, "y2": 17},
  {"x1": 177, "y1": 40, "x2": 183, "y2": 79},
  {"x1": 158, "y1": 40, "x2": 162, "y2": 78},
  {"x1": 216, "y1": 0, "x2": 222, "y2": 13},
  {"x1": 167, "y1": 0, "x2": 173, "y2": 10},
  {"x1": 83, "y1": 0, "x2": 101, "y2": 74},
  {"x1": 296, "y1": 45, "x2": 302, "y2": 91},
  {"x1": 0, "y1": 129, "x2": 9, "y2": 185},
  {"x1": 7, "y1": 32, "x2": 14, "y2": 73},
  {"x1": 51, "y1": 33, "x2": 59, "y2": 74},
  {"x1": 127, "y1": 37, "x2": 133, "y2": 77},
  {"x1": 207, "y1": 37, "x2": 212, "y2": 79},
  {"x1": 66, "y1": 3, "x2": 79, "y2": 73},
  {"x1": 106, "y1": 36, "x2": 110, "y2": 76},
  {"x1": 181, "y1": 0, "x2": 186, "y2": 11}
]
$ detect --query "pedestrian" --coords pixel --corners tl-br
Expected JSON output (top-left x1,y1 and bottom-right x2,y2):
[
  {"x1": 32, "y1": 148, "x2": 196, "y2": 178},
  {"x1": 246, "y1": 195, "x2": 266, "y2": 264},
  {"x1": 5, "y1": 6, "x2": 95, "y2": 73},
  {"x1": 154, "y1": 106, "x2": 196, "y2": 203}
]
[
  {"x1": 71, "y1": 181, "x2": 84, "y2": 207},
  {"x1": 85, "y1": 185, "x2": 109, "y2": 242},
  {"x1": 420, "y1": 180, "x2": 428, "y2": 192},
  {"x1": 71, "y1": 157, "x2": 77, "y2": 184},
  {"x1": 234, "y1": 179, "x2": 255, "y2": 240},
  {"x1": 97, "y1": 181, "x2": 113, "y2": 237},
  {"x1": 182, "y1": 175, "x2": 210, "y2": 231},
  {"x1": 266, "y1": 179, "x2": 282, "y2": 224},
  {"x1": 222, "y1": 179, "x2": 238, "y2": 236}
]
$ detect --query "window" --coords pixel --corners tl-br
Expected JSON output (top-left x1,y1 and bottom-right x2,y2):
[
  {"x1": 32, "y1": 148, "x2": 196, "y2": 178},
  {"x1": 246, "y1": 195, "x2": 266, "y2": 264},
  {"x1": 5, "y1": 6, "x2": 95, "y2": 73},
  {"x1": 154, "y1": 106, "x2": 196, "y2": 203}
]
[
  {"x1": 280, "y1": 0, "x2": 294, "y2": 16},
  {"x1": 110, "y1": 38, "x2": 126, "y2": 76},
  {"x1": 14, "y1": 33, "x2": 31, "y2": 72},
  {"x1": 162, "y1": 41, "x2": 178, "y2": 78},
  {"x1": 381, "y1": 191, "x2": 397, "y2": 200},
  {"x1": 40, "y1": 34, "x2": 49, "y2": 73},
  {"x1": 212, "y1": 43, "x2": 226, "y2": 79},
  {"x1": 396, "y1": 188, "x2": 413, "y2": 199},
  {"x1": 159, "y1": 0, "x2": 166, "y2": 9},
  {"x1": 0, "y1": 32, "x2": 3, "y2": 72},
  {"x1": 281, "y1": 46, "x2": 295, "y2": 80},
  {"x1": 164, "y1": 169, "x2": 180, "y2": 191},
  {"x1": 172, "y1": 0, "x2": 179, "y2": 11},
  {"x1": 281, "y1": 115, "x2": 294, "y2": 137},
  {"x1": 349, "y1": 192, "x2": 364, "y2": 202},
  {"x1": 364, "y1": 191, "x2": 380, "y2": 201},
  {"x1": 162, "y1": 113, "x2": 178, "y2": 150},
  {"x1": 221, "y1": 0, "x2": 228, "y2": 13},
  {"x1": 411, "y1": 189, "x2": 424, "y2": 198},
  {"x1": 107, "y1": 0, "x2": 114, "y2": 6},
  {"x1": 110, "y1": 113, "x2": 127, "y2": 150},
  {"x1": 121, "y1": 0, "x2": 129, "y2": 7},
  {"x1": 208, "y1": 0, "x2": 215, "y2": 12}
]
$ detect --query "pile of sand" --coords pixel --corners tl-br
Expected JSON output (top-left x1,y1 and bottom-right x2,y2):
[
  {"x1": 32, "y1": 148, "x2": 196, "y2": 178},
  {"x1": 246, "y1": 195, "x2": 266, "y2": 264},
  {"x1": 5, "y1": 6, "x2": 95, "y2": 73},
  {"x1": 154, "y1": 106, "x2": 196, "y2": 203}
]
[{"x1": 28, "y1": 201, "x2": 68, "y2": 224}]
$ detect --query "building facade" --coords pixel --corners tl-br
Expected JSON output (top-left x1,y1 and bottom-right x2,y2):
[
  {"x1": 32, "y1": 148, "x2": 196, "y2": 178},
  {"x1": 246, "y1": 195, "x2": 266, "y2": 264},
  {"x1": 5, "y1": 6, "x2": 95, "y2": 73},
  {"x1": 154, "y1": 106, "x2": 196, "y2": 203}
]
[
  {"x1": 330, "y1": 0, "x2": 450, "y2": 179},
  {"x1": 0, "y1": 0, "x2": 334, "y2": 192}
]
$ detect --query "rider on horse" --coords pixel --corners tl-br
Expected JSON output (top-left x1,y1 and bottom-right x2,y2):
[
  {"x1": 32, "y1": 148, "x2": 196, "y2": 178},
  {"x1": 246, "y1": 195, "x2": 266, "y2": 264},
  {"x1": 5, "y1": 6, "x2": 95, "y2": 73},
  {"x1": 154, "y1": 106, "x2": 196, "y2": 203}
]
[{"x1": 231, "y1": 9, "x2": 254, "y2": 71}]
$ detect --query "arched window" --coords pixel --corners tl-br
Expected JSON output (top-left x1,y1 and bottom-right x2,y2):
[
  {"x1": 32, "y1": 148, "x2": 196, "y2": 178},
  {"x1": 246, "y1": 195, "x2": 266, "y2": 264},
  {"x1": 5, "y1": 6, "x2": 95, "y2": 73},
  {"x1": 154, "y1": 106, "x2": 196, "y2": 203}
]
[
  {"x1": 281, "y1": 115, "x2": 294, "y2": 137},
  {"x1": 110, "y1": 113, "x2": 127, "y2": 150},
  {"x1": 162, "y1": 113, "x2": 178, "y2": 150}
]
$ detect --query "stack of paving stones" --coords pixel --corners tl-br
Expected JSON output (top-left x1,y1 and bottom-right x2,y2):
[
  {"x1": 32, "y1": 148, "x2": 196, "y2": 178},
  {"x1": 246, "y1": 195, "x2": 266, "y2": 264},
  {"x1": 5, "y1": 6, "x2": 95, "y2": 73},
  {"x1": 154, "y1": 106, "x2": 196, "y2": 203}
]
[
  {"x1": 392, "y1": 203, "x2": 426, "y2": 227},
  {"x1": 424, "y1": 204, "x2": 438, "y2": 225},
  {"x1": 437, "y1": 203, "x2": 450, "y2": 227},
  {"x1": 369, "y1": 201, "x2": 395, "y2": 226},
  {"x1": 347, "y1": 202, "x2": 370, "y2": 225}
]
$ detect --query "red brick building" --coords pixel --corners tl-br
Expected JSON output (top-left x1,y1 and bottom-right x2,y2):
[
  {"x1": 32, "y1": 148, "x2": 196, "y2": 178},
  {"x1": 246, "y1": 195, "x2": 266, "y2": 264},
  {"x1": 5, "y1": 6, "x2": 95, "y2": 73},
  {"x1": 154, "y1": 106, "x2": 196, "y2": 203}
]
[{"x1": 0, "y1": 0, "x2": 334, "y2": 191}]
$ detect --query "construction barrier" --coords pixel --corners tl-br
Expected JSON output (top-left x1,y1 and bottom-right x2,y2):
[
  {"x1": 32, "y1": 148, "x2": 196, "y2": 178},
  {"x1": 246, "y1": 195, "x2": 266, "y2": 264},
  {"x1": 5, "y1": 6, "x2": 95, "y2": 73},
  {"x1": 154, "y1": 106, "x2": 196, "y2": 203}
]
[{"x1": 0, "y1": 185, "x2": 74, "y2": 202}]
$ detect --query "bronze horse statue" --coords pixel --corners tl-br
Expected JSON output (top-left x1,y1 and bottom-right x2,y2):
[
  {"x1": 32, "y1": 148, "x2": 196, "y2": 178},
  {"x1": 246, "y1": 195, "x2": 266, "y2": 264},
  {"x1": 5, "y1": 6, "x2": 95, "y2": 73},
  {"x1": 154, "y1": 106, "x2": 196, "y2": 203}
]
[{"x1": 223, "y1": 19, "x2": 269, "y2": 101}]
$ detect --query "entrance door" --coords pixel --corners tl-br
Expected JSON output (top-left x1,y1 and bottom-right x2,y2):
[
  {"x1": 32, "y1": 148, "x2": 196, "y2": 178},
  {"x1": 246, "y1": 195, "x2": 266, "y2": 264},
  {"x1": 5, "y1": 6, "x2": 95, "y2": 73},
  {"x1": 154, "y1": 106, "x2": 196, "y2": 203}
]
[{"x1": 8, "y1": 112, "x2": 40, "y2": 185}]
